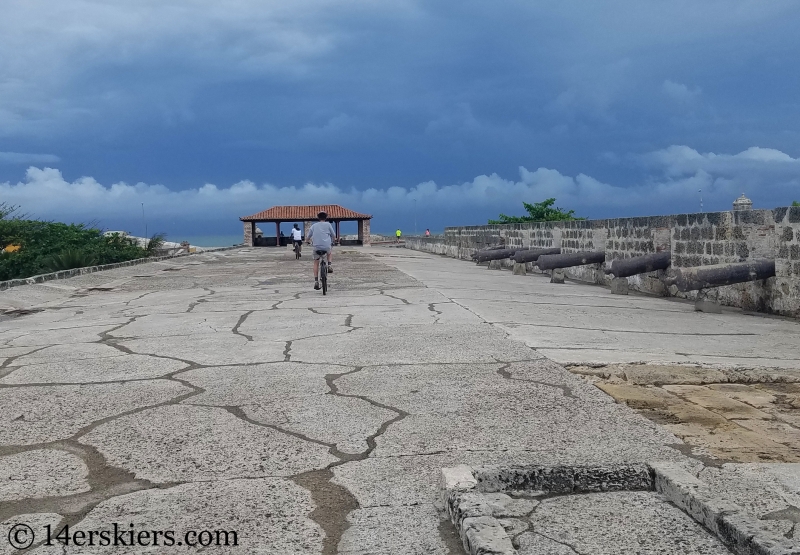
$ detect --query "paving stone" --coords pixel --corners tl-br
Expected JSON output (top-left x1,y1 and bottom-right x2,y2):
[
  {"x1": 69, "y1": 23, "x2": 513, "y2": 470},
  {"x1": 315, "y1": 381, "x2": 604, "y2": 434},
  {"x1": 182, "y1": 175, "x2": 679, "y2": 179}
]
[
  {"x1": 291, "y1": 324, "x2": 538, "y2": 366},
  {"x1": 0, "y1": 450, "x2": 89, "y2": 501},
  {"x1": 623, "y1": 364, "x2": 728, "y2": 385},
  {"x1": 239, "y1": 308, "x2": 351, "y2": 341},
  {"x1": 70, "y1": 479, "x2": 322, "y2": 554},
  {"x1": 527, "y1": 491, "x2": 732, "y2": 554},
  {"x1": 336, "y1": 362, "x2": 680, "y2": 460},
  {"x1": 697, "y1": 462, "x2": 800, "y2": 539},
  {"x1": 483, "y1": 493, "x2": 538, "y2": 518},
  {"x1": 5, "y1": 325, "x2": 118, "y2": 348},
  {"x1": 664, "y1": 385, "x2": 774, "y2": 420},
  {"x1": 338, "y1": 505, "x2": 451, "y2": 555},
  {"x1": 79, "y1": 404, "x2": 336, "y2": 482},
  {"x1": 9, "y1": 344, "x2": 127, "y2": 365},
  {"x1": 108, "y1": 312, "x2": 244, "y2": 338},
  {"x1": 707, "y1": 383, "x2": 778, "y2": 408},
  {"x1": 182, "y1": 363, "x2": 396, "y2": 454},
  {"x1": 120, "y1": 334, "x2": 285, "y2": 365},
  {"x1": 0, "y1": 514, "x2": 64, "y2": 555},
  {"x1": 516, "y1": 532, "x2": 576, "y2": 555},
  {"x1": 1, "y1": 354, "x2": 187, "y2": 384},
  {"x1": 0, "y1": 380, "x2": 189, "y2": 446}
]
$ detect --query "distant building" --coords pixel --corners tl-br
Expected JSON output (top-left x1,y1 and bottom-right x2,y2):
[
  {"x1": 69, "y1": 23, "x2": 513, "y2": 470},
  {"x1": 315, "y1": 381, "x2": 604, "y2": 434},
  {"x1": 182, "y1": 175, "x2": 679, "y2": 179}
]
[{"x1": 239, "y1": 205, "x2": 372, "y2": 247}]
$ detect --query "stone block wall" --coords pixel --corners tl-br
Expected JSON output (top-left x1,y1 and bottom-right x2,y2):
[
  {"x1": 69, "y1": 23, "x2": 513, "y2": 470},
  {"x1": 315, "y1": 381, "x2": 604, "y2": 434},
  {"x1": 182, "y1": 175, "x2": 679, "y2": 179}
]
[
  {"x1": 243, "y1": 222, "x2": 254, "y2": 247},
  {"x1": 406, "y1": 207, "x2": 800, "y2": 318}
]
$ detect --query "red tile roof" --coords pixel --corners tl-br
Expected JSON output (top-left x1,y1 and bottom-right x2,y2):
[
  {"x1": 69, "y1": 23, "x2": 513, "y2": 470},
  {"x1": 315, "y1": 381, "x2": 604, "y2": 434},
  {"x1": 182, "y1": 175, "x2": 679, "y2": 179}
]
[{"x1": 240, "y1": 205, "x2": 372, "y2": 222}]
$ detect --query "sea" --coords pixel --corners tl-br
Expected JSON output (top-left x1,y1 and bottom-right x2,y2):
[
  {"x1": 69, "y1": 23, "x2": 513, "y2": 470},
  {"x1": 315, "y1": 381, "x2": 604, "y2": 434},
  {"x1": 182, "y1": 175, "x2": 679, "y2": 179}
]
[{"x1": 179, "y1": 235, "x2": 245, "y2": 248}]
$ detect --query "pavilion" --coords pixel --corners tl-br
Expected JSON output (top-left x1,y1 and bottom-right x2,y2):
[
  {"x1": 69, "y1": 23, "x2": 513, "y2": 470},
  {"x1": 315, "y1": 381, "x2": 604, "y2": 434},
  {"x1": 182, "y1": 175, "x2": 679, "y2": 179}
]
[{"x1": 239, "y1": 205, "x2": 372, "y2": 247}]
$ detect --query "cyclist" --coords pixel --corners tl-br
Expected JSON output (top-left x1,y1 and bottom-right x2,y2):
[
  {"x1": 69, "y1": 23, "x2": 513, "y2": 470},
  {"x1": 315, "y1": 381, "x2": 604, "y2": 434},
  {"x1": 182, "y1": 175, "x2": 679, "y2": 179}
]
[
  {"x1": 306, "y1": 211, "x2": 338, "y2": 290},
  {"x1": 291, "y1": 224, "x2": 303, "y2": 256}
]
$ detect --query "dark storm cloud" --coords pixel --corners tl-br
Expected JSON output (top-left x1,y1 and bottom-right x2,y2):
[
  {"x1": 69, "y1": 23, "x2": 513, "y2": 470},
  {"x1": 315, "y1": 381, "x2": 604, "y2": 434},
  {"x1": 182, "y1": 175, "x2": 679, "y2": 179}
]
[{"x1": 1, "y1": 0, "x2": 799, "y2": 232}]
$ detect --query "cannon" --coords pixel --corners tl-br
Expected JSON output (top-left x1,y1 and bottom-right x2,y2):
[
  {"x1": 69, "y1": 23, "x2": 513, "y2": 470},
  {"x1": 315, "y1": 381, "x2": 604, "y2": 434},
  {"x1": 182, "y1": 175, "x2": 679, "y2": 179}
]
[
  {"x1": 512, "y1": 248, "x2": 561, "y2": 264},
  {"x1": 607, "y1": 252, "x2": 671, "y2": 278},
  {"x1": 470, "y1": 245, "x2": 507, "y2": 260},
  {"x1": 474, "y1": 247, "x2": 528, "y2": 263},
  {"x1": 664, "y1": 259, "x2": 776, "y2": 292},
  {"x1": 536, "y1": 251, "x2": 605, "y2": 271}
]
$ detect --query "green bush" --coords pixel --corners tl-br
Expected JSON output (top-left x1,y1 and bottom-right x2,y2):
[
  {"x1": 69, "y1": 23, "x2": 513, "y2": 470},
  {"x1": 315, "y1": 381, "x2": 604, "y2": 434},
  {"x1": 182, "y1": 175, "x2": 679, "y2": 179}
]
[
  {"x1": 792, "y1": 201, "x2": 800, "y2": 207},
  {"x1": 0, "y1": 206, "x2": 156, "y2": 281},
  {"x1": 43, "y1": 250, "x2": 99, "y2": 272},
  {"x1": 489, "y1": 198, "x2": 584, "y2": 224}
]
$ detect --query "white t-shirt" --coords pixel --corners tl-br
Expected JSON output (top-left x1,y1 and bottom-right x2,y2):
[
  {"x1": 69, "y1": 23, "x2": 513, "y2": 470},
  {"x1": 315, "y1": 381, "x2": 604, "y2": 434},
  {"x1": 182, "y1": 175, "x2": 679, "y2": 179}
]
[{"x1": 291, "y1": 228, "x2": 302, "y2": 240}]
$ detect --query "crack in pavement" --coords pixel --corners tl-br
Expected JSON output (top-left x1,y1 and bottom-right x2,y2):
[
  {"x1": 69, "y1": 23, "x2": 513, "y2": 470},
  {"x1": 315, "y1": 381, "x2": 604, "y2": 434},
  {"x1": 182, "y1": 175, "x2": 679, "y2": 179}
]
[
  {"x1": 379, "y1": 290, "x2": 411, "y2": 305},
  {"x1": 232, "y1": 310, "x2": 254, "y2": 342},
  {"x1": 0, "y1": 362, "x2": 207, "y2": 546},
  {"x1": 287, "y1": 366, "x2": 410, "y2": 555},
  {"x1": 427, "y1": 303, "x2": 443, "y2": 316},
  {"x1": 497, "y1": 363, "x2": 579, "y2": 399},
  {"x1": 530, "y1": 530, "x2": 585, "y2": 555},
  {"x1": 0, "y1": 440, "x2": 169, "y2": 551},
  {"x1": 0, "y1": 346, "x2": 49, "y2": 380}
]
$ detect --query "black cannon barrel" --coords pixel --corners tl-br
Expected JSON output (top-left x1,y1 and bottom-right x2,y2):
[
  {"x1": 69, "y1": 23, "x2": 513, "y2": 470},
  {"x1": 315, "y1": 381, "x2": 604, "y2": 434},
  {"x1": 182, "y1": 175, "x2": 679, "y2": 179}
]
[
  {"x1": 470, "y1": 245, "x2": 507, "y2": 259},
  {"x1": 475, "y1": 247, "x2": 528, "y2": 263},
  {"x1": 536, "y1": 251, "x2": 605, "y2": 270},
  {"x1": 608, "y1": 251, "x2": 671, "y2": 278},
  {"x1": 512, "y1": 248, "x2": 561, "y2": 264},
  {"x1": 664, "y1": 259, "x2": 776, "y2": 292}
]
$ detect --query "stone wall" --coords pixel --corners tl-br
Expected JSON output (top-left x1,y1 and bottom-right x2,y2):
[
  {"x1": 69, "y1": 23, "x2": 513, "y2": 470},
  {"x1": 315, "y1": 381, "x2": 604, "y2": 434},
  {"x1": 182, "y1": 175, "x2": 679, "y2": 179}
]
[{"x1": 406, "y1": 207, "x2": 800, "y2": 318}]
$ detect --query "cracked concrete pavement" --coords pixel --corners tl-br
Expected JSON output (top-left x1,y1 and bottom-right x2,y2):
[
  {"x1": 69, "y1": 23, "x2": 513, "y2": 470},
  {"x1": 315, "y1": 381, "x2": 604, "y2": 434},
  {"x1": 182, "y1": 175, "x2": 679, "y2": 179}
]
[{"x1": 1, "y1": 246, "x2": 798, "y2": 553}]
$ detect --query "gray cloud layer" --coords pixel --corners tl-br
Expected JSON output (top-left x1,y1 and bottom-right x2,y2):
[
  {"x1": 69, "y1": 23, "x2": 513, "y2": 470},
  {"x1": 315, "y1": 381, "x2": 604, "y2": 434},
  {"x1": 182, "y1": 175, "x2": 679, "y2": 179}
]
[{"x1": 3, "y1": 146, "x2": 797, "y2": 235}]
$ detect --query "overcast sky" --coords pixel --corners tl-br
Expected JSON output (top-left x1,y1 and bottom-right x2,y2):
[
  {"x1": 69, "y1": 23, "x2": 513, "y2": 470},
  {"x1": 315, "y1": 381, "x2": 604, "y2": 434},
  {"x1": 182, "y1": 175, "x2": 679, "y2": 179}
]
[{"x1": 2, "y1": 0, "x2": 799, "y2": 237}]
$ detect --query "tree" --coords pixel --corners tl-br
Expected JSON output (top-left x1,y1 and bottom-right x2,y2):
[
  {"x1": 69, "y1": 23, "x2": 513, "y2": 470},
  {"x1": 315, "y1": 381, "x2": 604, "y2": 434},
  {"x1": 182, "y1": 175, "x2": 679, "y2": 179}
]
[
  {"x1": 489, "y1": 198, "x2": 583, "y2": 224},
  {"x1": 792, "y1": 201, "x2": 799, "y2": 207}
]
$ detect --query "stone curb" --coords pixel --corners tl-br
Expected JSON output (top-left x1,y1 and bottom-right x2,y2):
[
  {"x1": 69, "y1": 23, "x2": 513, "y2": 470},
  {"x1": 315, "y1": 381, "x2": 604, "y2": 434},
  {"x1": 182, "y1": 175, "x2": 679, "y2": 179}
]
[
  {"x1": 651, "y1": 462, "x2": 799, "y2": 555},
  {"x1": 0, "y1": 245, "x2": 244, "y2": 291},
  {"x1": 441, "y1": 463, "x2": 799, "y2": 555},
  {"x1": 441, "y1": 465, "x2": 516, "y2": 555}
]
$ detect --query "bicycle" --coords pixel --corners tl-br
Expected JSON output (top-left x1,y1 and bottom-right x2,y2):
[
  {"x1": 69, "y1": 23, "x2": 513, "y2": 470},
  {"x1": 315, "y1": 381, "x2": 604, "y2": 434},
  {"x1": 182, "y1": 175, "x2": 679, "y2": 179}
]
[
  {"x1": 315, "y1": 250, "x2": 329, "y2": 295},
  {"x1": 294, "y1": 241, "x2": 302, "y2": 259}
]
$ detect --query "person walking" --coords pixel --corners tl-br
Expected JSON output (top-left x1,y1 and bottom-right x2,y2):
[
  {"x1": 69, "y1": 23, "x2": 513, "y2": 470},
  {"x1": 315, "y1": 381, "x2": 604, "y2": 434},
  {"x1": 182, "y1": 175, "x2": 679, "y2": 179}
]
[
  {"x1": 395, "y1": 229, "x2": 402, "y2": 243},
  {"x1": 425, "y1": 229, "x2": 430, "y2": 237}
]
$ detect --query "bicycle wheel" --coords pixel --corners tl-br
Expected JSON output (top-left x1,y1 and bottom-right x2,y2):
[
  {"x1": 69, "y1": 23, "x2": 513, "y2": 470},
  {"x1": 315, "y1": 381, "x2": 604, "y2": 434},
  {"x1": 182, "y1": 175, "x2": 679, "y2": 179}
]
[{"x1": 321, "y1": 261, "x2": 328, "y2": 295}]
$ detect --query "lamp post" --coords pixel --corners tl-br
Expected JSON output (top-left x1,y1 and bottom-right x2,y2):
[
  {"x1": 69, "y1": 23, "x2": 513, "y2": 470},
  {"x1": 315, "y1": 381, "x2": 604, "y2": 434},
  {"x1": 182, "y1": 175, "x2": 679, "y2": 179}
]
[
  {"x1": 413, "y1": 198, "x2": 417, "y2": 236},
  {"x1": 141, "y1": 203, "x2": 147, "y2": 241}
]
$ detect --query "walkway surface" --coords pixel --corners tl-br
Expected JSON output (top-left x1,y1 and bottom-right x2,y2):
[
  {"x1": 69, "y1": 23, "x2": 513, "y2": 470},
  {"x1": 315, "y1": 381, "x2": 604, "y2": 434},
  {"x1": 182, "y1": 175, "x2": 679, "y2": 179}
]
[{"x1": 1, "y1": 246, "x2": 798, "y2": 553}]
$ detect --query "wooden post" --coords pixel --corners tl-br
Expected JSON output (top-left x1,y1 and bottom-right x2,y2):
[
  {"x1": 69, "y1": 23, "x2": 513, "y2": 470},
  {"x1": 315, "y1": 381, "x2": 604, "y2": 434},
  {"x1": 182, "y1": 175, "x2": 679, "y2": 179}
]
[
  {"x1": 275, "y1": 222, "x2": 281, "y2": 247},
  {"x1": 335, "y1": 220, "x2": 340, "y2": 240}
]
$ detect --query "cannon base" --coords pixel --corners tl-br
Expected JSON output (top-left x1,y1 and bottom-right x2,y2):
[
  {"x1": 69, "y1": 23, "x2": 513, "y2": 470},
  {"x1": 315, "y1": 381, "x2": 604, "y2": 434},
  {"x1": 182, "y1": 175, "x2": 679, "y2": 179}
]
[
  {"x1": 695, "y1": 289, "x2": 722, "y2": 314},
  {"x1": 513, "y1": 262, "x2": 526, "y2": 276},
  {"x1": 551, "y1": 269, "x2": 566, "y2": 284},
  {"x1": 610, "y1": 277, "x2": 629, "y2": 295}
]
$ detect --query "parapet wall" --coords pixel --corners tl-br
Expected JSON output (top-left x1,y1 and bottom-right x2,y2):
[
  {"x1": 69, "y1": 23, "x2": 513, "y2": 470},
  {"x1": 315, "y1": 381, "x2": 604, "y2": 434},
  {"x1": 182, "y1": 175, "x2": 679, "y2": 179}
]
[{"x1": 406, "y1": 207, "x2": 800, "y2": 318}]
